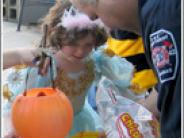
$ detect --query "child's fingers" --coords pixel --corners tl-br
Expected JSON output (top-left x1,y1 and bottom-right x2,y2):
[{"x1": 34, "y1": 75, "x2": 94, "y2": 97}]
[
  {"x1": 31, "y1": 48, "x2": 54, "y2": 76},
  {"x1": 38, "y1": 57, "x2": 51, "y2": 76},
  {"x1": 31, "y1": 48, "x2": 44, "y2": 66}
]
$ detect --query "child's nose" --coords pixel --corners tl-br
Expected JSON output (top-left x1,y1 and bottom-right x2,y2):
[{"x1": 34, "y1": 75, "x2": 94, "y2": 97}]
[{"x1": 75, "y1": 49, "x2": 85, "y2": 57}]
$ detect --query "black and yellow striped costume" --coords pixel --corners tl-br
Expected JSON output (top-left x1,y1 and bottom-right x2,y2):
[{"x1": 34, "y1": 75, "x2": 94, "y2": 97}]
[{"x1": 105, "y1": 30, "x2": 158, "y2": 94}]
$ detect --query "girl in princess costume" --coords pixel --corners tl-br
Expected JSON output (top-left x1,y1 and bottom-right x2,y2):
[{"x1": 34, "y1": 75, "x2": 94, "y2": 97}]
[{"x1": 3, "y1": 0, "x2": 138, "y2": 137}]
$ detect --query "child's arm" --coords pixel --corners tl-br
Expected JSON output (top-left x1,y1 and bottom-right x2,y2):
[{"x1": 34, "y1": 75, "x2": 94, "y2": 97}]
[
  {"x1": 3, "y1": 47, "x2": 53, "y2": 76},
  {"x1": 3, "y1": 47, "x2": 41, "y2": 69}
]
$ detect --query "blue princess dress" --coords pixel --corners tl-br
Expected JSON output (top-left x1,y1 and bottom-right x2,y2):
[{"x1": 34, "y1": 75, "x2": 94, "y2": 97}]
[{"x1": 3, "y1": 48, "x2": 134, "y2": 137}]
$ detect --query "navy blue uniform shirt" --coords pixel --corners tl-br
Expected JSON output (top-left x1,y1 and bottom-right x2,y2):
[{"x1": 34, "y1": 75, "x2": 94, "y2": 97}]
[{"x1": 138, "y1": 0, "x2": 181, "y2": 137}]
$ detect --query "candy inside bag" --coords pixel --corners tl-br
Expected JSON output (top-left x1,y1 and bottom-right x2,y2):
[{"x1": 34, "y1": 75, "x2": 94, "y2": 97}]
[
  {"x1": 70, "y1": 131, "x2": 103, "y2": 138},
  {"x1": 96, "y1": 77, "x2": 160, "y2": 138}
]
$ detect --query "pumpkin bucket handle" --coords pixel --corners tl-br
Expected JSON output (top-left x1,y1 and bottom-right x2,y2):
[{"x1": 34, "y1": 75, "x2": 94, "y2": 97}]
[{"x1": 25, "y1": 24, "x2": 55, "y2": 93}]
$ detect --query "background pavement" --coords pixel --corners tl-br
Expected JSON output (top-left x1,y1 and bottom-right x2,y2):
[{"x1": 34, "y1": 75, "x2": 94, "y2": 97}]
[{"x1": 3, "y1": 21, "x2": 42, "y2": 50}]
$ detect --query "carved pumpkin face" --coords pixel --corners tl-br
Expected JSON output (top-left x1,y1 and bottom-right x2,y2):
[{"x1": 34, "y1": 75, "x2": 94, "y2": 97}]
[{"x1": 11, "y1": 88, "x2": 73, "y2": 138}]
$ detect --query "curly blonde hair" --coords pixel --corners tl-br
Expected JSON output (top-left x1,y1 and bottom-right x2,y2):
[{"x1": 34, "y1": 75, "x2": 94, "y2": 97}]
[{"x1": 41, "y1": 0, "x2": 107, "y2": 50}]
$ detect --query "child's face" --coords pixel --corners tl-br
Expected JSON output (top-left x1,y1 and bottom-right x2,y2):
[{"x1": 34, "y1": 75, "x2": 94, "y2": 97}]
[{"x1": 61, "y1": 34, "x2": 95, "y2": 62}]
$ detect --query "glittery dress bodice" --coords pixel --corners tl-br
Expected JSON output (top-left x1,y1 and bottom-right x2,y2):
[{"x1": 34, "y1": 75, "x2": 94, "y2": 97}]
[{"x1": 54, "y1": 60, "x2": 95, "y2": 114}]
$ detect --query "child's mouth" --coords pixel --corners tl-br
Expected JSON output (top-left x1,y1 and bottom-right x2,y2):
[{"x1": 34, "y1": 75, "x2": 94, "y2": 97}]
[{"x1": 73, "y1": 56, "x2": 84, "y2": 59}]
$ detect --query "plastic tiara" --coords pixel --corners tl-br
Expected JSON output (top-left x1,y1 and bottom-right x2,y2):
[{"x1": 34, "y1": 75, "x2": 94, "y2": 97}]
[{"x1": 57, "y1": 6, "x2": 104, "y2": 30}]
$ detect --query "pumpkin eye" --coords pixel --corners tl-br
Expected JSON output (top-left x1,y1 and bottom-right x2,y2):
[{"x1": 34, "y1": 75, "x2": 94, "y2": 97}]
[
  {"x1": 23, "y1": 91, "x2": 27, "y2": 96},
  {"x1": 37, "y1": 92, "x2": 46, "y2": 97}
]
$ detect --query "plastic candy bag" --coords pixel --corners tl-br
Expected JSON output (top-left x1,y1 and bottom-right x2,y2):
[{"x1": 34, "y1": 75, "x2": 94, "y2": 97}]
[{"x1": 96, "y1": 77, "x2": 160, "y2": 138}]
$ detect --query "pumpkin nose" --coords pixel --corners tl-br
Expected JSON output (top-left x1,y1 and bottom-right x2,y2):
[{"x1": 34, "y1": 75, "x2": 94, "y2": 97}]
[
  {"x1": 23, "y1": 91, "x2": 26, "y2": 96},
  {"x1": 37, "y1": 92, "x2": 46, "y2": 97}
]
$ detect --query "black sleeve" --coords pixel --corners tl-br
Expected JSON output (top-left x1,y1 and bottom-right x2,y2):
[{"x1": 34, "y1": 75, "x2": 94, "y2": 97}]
[{"x1": 110, "y1": 29, "x2": 139, "y2": 40}]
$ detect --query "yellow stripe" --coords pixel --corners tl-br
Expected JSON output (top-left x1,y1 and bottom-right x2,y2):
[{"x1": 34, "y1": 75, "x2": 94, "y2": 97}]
[
  {"x1": 107, "y1": 37, "x2": 158, "y2": 94},
  {"x1": 130, "y1": 69, "x2": 158, "y2": 94},
  {"x1": 106, "y1": 37, "x2": 145, "y2": 57}
]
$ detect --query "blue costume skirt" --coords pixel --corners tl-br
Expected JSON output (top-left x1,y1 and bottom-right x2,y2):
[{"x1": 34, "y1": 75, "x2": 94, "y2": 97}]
[{"x1": 69, "y1": 98, "x2": 103, "y2": 136}]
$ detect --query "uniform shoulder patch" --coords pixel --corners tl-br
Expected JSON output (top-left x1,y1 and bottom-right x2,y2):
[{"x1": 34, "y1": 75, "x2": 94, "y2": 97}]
[{"x1": 150, "y1": 29, "x2": 178, "y2": 83}]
